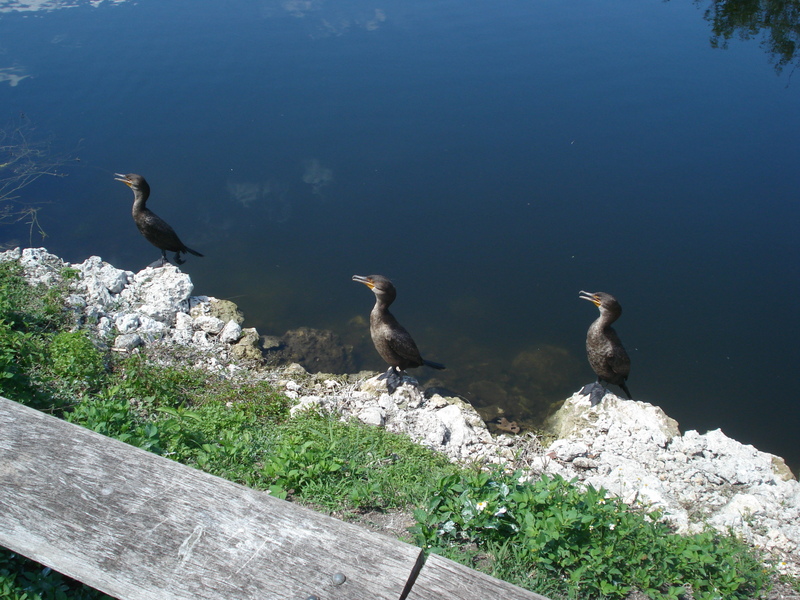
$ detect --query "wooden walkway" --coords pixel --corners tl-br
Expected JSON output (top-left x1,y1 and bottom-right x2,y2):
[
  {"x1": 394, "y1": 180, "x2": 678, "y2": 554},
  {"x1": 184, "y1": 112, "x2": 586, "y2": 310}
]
[{"x1": 0, "y1": 397, "x2": 550, "y2": 600}]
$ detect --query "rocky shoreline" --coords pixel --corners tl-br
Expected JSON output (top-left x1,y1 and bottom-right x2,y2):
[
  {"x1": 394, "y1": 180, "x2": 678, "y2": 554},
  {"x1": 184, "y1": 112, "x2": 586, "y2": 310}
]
[{"x1": 3, "y1": 247, "x2": 799, "y2": 579}]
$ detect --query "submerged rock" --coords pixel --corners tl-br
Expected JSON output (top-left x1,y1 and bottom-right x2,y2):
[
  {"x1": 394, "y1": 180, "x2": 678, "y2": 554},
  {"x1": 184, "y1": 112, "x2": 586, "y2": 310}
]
[
  {"x1": 204, "y1": 298, "x2": 245, "y2": 325},
  {"x1": 231, "y1": 327, "x2": 262, "y2": 361},
  {"x1": 277, "y1": 327, "x2": 355, "y2": 374}
]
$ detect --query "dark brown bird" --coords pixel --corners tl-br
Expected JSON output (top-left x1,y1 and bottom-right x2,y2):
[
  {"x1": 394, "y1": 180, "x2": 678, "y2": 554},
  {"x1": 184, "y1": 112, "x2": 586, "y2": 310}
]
[
  {"x1": 352, "y1": 274, "x2": 444, "y2": 393},
  {"x1": 115, "y1": 173, "x2": 203, "y2": 267},
  {"x1": 579, "y1": 290, "x2": 632, "y2": 405}
]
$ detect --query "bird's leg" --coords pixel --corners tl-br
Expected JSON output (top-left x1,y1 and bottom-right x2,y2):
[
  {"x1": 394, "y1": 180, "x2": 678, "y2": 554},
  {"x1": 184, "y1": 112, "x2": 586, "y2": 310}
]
[{"x1": 173, "y1": 251, "x2": 185, "y2": 265}]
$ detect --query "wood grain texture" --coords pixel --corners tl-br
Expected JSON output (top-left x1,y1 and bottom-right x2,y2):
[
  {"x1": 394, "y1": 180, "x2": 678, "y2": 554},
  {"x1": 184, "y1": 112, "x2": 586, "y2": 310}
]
[
  {"x1": 406, "y1": 553, "x2": 552, "y2": 600},
  {"x1": 0, "y1": 396, "x2": 422, "y2": 600}
]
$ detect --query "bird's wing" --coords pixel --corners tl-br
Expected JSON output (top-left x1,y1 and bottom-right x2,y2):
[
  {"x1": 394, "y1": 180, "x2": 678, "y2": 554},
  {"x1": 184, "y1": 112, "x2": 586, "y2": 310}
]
[
  {"x1": 386, "y1": 327, "x2": 423, "y2": 364},
  {"x1": 138, "y1": 211, "x2": 187, "y2": 251},
  {"x1": 607, "y1": 347, "x2": 631, "y2": 378}
]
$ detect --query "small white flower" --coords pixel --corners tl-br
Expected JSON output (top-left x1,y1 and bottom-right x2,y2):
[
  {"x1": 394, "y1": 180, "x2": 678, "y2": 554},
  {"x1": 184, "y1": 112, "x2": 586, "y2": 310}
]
[
  {"x1": 476, "y1": 501, "x2": 488, "y2": 512},
  {"x1": 608, "y1": 523, "x2": 616, "y2": 530}
]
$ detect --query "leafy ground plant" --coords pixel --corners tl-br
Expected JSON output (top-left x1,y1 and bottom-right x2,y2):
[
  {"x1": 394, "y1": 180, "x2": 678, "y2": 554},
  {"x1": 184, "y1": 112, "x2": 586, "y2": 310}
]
[
  {"x1": 0, "y1": 261, "x2": 79, "y2": 407},
  {"x1": 0, "y1": 549, "x2": 112, "y2": 600},
  {"x1": 411, "y1": 470, "x2": 771, "y2": 600}
]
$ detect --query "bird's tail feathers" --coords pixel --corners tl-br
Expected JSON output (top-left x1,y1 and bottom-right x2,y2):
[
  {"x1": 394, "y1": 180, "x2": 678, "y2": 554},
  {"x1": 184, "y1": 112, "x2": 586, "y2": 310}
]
[
  {"x1": 620, "y1": 381, "x2": 632, "y2": 400},
  {"x1": 424, "y1": 359, "x2": 445, "y2": 370},
  {"x1": 185, "y1": 247, "x2": 204, "y2": 257}
]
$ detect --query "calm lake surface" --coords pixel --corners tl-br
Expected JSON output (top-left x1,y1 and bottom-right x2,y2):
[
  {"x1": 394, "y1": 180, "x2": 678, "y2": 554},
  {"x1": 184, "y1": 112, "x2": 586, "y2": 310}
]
[{"x1": 1, "y1": 0, "x2": 798, "y2": 472}]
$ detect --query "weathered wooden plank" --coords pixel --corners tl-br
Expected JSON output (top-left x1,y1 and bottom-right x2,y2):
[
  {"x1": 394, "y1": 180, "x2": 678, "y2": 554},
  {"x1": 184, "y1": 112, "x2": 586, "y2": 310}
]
[
  {"x1": 406, "y1": 553, "x2": 551, "y2": 600},
  {"x1": 0, "y1": 396, "x2": 423, "y2": 600}
]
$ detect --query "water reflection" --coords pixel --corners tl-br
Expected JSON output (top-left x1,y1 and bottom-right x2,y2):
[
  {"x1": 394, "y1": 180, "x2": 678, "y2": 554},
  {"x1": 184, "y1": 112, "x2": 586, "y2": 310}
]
[
  {"x1": 302, "y1": 158, "x2": 333, "y2": 198},
  {"x1": 1, "y1": 116, "x2": 70, "y2": 237},
  {"x1": 0, "y1": 67, "x2": 30, "y2": 87},
  {"x1": 227, "y1": 180, "x2": 292, "y2": 223},
  {"x1": 0, "y1": 0, "x2": 126, "y2": 13},
  {"x1": 225, "y1": 157, "x2": 332, "y2": 223},
  {"x1": 264, "y1": 0, "x2": 388, "y2": 36},
  {"x1": 697, "y1": 0, "x2": 800, "y2": 70}
]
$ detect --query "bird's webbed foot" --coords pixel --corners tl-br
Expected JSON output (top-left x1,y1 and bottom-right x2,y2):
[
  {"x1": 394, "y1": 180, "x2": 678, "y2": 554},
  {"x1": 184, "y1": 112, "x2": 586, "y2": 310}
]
[
  {"x1": 378, "y1": 367, "x2": 404, "y2": 394},
  {"x1": 173, "y1": 252, "x2": 186, "y2": 265},
  {"x1": 147, "y1": 256, "x2": 170, "y2": 269},
  {"x1": 579, "y1": 382, "x2": 608, "y2": 406}
]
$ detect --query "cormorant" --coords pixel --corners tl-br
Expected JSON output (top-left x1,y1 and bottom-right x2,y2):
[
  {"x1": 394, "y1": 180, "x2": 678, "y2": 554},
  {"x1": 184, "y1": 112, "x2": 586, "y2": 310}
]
[
  {"x1": 352, "y1": 274, "x2": 444, "y2": 393},
  {"x1": 115, "y1": 173, "x2": 203, "y2": 267},
  {"x1": 579, "y1": 290, "x2": 632, "y2": 405}
]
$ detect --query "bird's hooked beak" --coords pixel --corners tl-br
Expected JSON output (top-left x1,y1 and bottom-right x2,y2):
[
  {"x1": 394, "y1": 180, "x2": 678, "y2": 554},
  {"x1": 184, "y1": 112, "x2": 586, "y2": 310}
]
[
  {"x1": 579, "y1": 291, "x2": 601, "y2": 307},
  {"x1": 114, "y1": 173, "x2": 133, "y2": 187},
  {"x1": 352, "y1": 275, "x2": 375, "y2": 289}
]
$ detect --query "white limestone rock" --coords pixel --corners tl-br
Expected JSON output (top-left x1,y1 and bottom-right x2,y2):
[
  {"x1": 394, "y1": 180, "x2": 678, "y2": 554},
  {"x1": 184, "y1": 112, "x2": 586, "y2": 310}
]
[
  {"x1": 548, "y1": 439, "x2": 589, "y2": 462},
  {"x1": 192, "y1": 330, "x2": 213, "y2": 347},
  {"x1": 539, "y1": 391, "x2": 800, "y2": 574},
  {"x1": 548, "y1": 392, "x2": 680, "y2": 449},
  {"x1": 95, "y1": 316, "x2": 114, "y2": 339},
  {"x1": 358, "y1": 406, "x2": 385, "y2": 427},
  {"x1": 74, "y1": 255, "x2": 131, "y2": 306},
  {"x1": 0, "y1": 248, "x2": 22, "y2": 262},
  {"x1": 170, "y1": 312, "x2": 195, "y2": 345},
  {"x1": 194, "y1": 315, "x2": 226, "y2": 335},
  {"x1": 219, "y1": 320, "x2": 243, "y2": 344},
  {"x1": 117, "y1": 265, "x2": 193, "y2": 324},
  {"x1": 17, "y1": 247, "x2": 67, "y2": 287},
  {"x1": 291, "y1": 375, "x2": 501, "y2": 463},
  {"x1": 113, "y1": 333, "x2": 143, "y2": 352},
  {"x1": 290, "y1": 395, "x2": 321, "y2": 415},
  {"x1": 114, "y1": 314, "x2": 139, "y2": 334}
]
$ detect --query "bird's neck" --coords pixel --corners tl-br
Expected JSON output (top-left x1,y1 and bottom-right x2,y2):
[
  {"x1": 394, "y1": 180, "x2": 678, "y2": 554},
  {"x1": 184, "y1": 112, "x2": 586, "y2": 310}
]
[
  {"x1": 372, "y1": 297, "x2": 393, "y2": 315},
  {"x1": 596, "y1": 311, "x2": 618, "y2": 330},
  {"x1": 131, "y1": 191, "x2": 148, "y2": 214}
]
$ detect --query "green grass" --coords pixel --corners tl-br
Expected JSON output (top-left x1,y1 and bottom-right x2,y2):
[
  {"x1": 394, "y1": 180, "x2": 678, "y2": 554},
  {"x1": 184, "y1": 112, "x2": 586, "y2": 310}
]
[
  {"x1": 0, "y1": 257, "x2": 792, "y2": 600},
  {"x1": 260, "y1": 409, "x2": 459, "y2": 508}
]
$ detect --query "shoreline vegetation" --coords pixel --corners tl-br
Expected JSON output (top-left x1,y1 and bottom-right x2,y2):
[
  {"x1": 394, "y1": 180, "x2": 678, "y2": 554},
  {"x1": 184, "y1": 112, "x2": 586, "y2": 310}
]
[{"x1": 0, "y1": 247, "x2": 798, "y2": 600}]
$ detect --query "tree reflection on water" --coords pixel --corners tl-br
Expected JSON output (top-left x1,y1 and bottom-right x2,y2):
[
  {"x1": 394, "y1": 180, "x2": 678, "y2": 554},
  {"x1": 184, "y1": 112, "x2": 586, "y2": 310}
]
[
  {"x1": 698, "y1": 0, "x2": 800, "y2": 72},
  {"x1": 0, "y1": 115, "x2": 71, "y2": 245}
]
